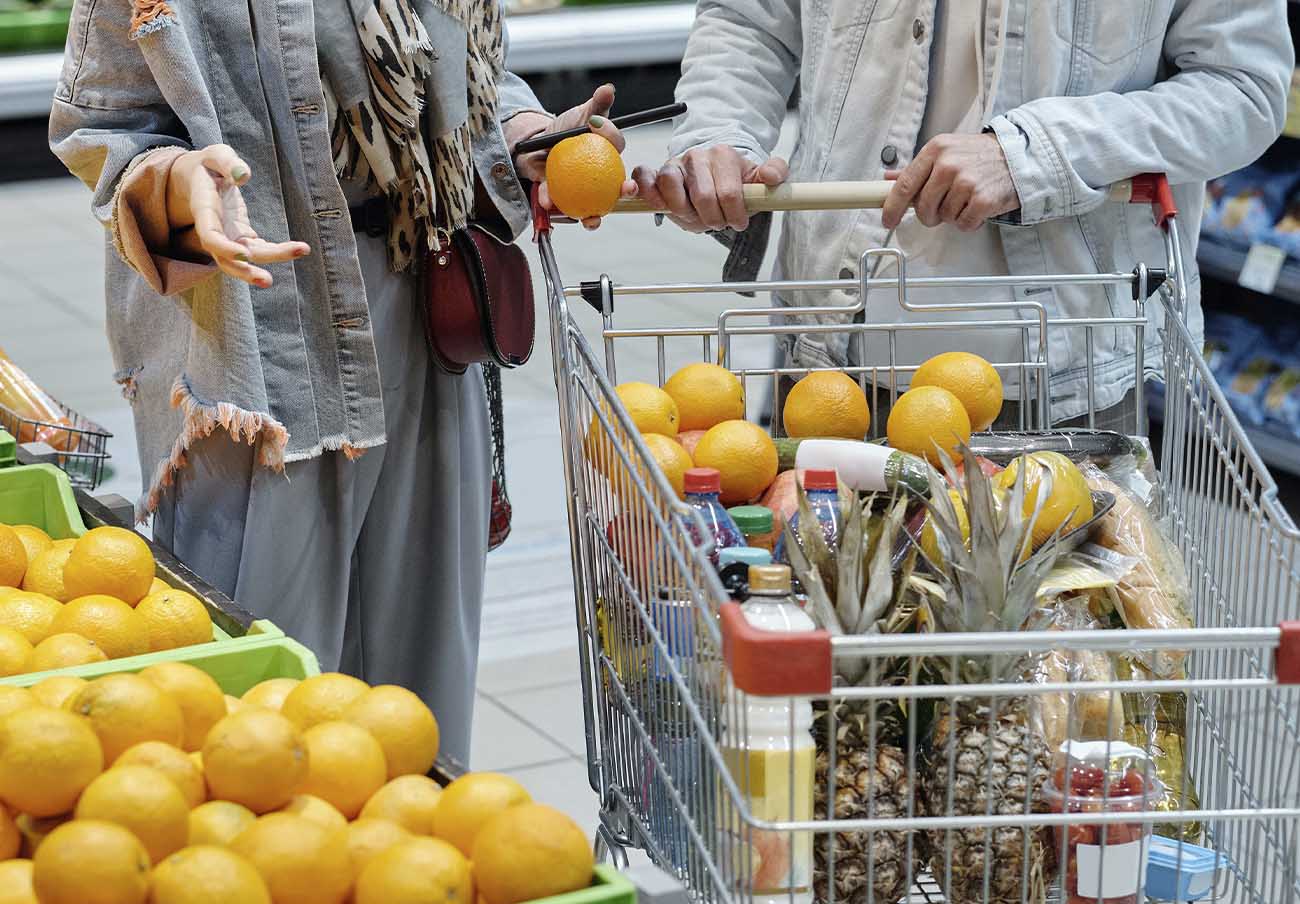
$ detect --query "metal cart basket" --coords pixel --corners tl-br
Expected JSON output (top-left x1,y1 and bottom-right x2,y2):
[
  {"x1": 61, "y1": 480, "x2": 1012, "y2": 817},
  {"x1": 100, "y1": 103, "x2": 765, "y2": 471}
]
[{"x1": 535, "y1": 175, "x2": 1300, "y2": 904}]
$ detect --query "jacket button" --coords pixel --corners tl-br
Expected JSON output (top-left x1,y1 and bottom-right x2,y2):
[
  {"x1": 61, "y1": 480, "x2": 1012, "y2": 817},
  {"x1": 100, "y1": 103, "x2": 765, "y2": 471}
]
[
  {"x1": 881, "y1": 145, "x2": 898, "y2": 166},
  {"x1": 913, "y1": 18, "x2": 926, "y2": 41},
  {"x1": 491, "y1": 162, "x2": 510, "y2": 180}
]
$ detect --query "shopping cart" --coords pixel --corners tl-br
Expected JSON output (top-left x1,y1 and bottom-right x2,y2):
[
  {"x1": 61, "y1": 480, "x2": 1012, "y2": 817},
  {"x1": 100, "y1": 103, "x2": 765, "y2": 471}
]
[{"x1": 534, "y1": 174, "x2": 1300, "y2": 903}]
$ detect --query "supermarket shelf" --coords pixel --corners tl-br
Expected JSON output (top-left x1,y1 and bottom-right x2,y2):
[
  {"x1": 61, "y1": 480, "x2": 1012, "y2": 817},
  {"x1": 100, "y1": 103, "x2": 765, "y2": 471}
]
[
  {"x1": 0, "y1": 3, "x2": 694, "y2": 120},
  {"x1": 1197, "y1": 237, "x2": 1300, "y2": 304}
]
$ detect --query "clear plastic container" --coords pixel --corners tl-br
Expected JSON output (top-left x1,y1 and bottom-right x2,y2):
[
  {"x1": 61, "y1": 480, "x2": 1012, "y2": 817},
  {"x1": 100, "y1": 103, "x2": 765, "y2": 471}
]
[
  {"x1": 721, "y1": 565, "x2": 815, "y2": 904},
  {"x1": 775, "y1": 469, "x2": 841, "y2": 564},
  {"x1": 1042, "y1": 741, "x2": 1165, "y2": 904},
  {"x1": 682, "y1": 468, "x2": 745, "y2": 566}
]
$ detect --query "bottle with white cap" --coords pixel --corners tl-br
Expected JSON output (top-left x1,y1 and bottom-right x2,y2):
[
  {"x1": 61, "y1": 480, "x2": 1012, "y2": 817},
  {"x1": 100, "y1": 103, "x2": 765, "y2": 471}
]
[{"x1": 721, "y1": 564, "x2": 815, "y2": 904}]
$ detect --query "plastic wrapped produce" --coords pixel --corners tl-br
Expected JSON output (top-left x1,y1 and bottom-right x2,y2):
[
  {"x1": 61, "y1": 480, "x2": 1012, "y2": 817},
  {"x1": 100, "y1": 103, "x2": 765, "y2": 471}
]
[
  {"x1": 1079, "y1": 465, "x2": 1192, "y2": 679},
  {"x1": 1032, "y1": 598, "x2": 1124, "y2": 752}
]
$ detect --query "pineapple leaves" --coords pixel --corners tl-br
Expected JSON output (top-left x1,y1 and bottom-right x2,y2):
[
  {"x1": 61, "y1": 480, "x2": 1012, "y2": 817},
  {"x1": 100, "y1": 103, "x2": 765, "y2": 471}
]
[
  {"x1": 782, "y1": 514, "x2": 842, "y2": 636},
  {"x1": 835, "y1": 494, "x2": 866, "y2": 633},
  {"x1": 855, "y1": 494, "x2": 908, "y2": 635}
]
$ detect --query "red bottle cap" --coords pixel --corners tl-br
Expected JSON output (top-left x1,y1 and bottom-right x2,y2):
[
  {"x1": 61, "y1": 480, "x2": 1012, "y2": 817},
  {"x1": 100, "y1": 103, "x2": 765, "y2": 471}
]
[
  {"x1": 804, "y1": 469, "x2": 838, "y2": 491},
  {"x1": 684, "y1": 467, "x2": 722, "y2": 494}
]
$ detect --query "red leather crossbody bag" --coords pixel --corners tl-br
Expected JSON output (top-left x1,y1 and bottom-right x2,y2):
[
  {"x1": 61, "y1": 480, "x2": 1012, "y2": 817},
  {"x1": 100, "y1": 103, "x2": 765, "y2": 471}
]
[{"x1": 422, "y1": 224, "x2": 535, "y2": 375}]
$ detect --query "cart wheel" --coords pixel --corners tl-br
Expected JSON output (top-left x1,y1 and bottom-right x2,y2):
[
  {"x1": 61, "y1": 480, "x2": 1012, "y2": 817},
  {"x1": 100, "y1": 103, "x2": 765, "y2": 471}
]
[{"x1": 594, "y1": 824, "x2": 630, "y2": 869}]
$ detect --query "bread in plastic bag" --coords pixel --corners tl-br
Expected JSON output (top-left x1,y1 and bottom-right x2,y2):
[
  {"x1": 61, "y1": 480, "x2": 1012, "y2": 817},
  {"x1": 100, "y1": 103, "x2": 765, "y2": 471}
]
[
  {"x1": 1080, "y1": 463, "x2": 1192, "y2": 677},
  {"x1": 1031, "y1": 597, "x2": 1124, "y2": 752}
]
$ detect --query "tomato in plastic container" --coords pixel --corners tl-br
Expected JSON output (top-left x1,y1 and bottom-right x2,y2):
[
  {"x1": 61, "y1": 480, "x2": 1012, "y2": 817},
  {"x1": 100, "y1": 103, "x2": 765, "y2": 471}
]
[{"x1": 1041, "y1": 741, "x2": 1164, "y2": 904}]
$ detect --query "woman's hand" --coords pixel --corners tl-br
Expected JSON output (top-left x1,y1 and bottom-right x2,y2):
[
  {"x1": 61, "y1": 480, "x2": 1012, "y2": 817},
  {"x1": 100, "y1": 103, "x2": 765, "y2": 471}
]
[
  {"x1": 631, "y1": 145, "x2": 788, "y2": 233},
  {"x1": 510, "y1": 84, "x2": 637, "y2": 229},
  {"x1": 166, "y1": 144, "x2": 311, "y2": 288}
]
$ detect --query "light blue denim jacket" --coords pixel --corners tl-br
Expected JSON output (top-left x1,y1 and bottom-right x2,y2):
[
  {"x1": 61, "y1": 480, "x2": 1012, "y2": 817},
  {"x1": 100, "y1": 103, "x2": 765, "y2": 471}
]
[
  {"x1": 48, "y1": 0, "x2": 544, "y2": 514},
  {"x1": 670, "y1": 0, "x2": 1294, "y2": 419}
]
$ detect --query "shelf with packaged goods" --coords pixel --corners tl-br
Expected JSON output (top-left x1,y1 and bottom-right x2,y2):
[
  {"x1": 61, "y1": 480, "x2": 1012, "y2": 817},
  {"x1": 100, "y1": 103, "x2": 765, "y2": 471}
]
[{"x1": 1197, "y1": 236, "x2": 1300, "y2": 305}]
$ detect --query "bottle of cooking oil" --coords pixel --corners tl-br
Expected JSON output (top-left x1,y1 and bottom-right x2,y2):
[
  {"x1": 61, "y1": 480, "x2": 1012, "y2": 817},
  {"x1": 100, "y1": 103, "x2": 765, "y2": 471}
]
[{"x1": 721, "y1": 564, "x2": 814, "y2": 904}]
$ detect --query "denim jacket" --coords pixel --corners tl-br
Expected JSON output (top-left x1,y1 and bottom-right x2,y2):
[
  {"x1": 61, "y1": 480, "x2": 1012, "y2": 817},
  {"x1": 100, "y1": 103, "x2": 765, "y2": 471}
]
[
  {"x1": 49, "y1": 0, "x2": 543, "y2": 515},
  {"x1": 670, "y1": 0, "x2": 1294, "y2": 419}
]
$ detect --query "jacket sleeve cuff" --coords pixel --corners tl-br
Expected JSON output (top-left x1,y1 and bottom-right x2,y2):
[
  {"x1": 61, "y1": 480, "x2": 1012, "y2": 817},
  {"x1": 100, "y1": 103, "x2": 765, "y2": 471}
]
[
  {"x1": 988, "y1": 112, "x2": 1068, "y2": 226},
  {"x1": 666, "y1": 134, "x2": 768, "y2": 170},
  {"x1": 111, "y1": 146, "x2": 218, "y2": 296}
]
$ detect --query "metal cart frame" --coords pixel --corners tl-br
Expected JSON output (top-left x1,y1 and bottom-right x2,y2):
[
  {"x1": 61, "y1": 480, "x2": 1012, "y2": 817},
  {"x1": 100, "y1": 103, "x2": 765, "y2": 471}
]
[{"x1": 535, "y1": 175, "x2": 1300, "y2": 904}]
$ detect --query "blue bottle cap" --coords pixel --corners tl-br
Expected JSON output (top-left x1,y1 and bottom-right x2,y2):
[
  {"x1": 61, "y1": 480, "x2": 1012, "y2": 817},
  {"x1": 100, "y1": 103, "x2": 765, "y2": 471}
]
[{"x1": 718, "y1": 547, "x2": 772, "y2": 568}]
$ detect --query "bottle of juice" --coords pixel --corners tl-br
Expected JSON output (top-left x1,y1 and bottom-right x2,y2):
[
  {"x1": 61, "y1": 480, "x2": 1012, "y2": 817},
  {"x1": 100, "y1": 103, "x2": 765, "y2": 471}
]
[
  {"x1": 728, "y1": 504, "x2": 778, "y2": 553},
  {"x1": 775, "y1": 469, "x2": 841, "y2": 563},
  {"x1": 682, "y1": 468, "x2": 745, "y2": 566},
  {"x1": 721, "y1": 565, "x2": 815, "y2": 904}
]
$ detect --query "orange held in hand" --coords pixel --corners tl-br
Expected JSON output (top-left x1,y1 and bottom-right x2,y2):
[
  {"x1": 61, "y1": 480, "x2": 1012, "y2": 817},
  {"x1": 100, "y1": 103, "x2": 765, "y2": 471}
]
[{"x1": 545, "y1": 133, "x2": 625, "y2": 220}]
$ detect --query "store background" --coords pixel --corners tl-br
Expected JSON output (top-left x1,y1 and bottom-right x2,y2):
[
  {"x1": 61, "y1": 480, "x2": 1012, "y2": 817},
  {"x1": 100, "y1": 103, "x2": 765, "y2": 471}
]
[{"x1": 0, "y1": 0, "x2": 1296, "y2": 838}]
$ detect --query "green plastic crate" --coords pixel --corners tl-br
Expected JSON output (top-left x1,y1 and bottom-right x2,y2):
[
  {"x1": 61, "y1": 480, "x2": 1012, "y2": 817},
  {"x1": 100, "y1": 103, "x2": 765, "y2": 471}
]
[
  {"x1": 0, "y1": 7, "x2": 71, "y2": 53},
  {"x1": 0, "y1": 463, "x2": 290, "y2": 677},
  {"x1": 0, "y1": 430, "x2": 15, "y2": 470},
  {"x1": 534, "y1": 866, "x2": 637, "y2": 904},
  {"x1": 2, "y1": 632, "x2": 321, "y2": 695}
]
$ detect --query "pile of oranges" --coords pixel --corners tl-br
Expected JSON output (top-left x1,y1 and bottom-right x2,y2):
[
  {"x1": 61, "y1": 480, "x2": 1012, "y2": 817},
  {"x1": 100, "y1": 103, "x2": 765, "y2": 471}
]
[
  {"x1": 0, "y1": 667, "x2": 593, "y2": 904},
  {"x1": 0, "y1": 526, "x2": 213, "y2": 677}
]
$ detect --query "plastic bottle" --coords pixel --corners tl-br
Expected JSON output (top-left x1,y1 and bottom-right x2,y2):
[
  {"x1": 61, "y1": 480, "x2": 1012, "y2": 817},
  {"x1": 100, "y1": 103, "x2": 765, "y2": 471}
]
[
  {"x1": 728, "y1": 504, "x2": 778, "y2": 553},
  {"x1": 775, "y1": 468, "x2": 841, "y2": 564},
  {"x1": 718, "y1": 547, "x2": 772, "y2": 601},
  {"x1": 682, "y1": 467, "x2": 745, "y2": 566},
  {"x1": 721, "y1": 565, "x2": 815, "y2": 904}
]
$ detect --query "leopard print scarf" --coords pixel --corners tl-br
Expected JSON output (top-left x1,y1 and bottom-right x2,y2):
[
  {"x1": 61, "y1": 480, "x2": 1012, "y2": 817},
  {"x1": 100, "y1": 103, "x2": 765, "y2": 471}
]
[{"x1": 322, "y1": 0, "x2": 504, "y2": 270}]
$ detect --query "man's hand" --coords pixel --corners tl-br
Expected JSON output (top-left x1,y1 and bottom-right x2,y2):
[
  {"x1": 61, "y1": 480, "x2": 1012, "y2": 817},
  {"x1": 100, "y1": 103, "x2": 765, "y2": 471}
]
[
  {"x1": 881, "y1": 133, "x2": 1019, "y2": 232},
  {"x1": 511, "y1": 83, "x2": 637, "y2": 229},
  {"x1": 166, "y1": 144, "x2": 311, "y2": 288},
  {"x1": 631, "y1": 146, "x2": 789, "y2": 233}
]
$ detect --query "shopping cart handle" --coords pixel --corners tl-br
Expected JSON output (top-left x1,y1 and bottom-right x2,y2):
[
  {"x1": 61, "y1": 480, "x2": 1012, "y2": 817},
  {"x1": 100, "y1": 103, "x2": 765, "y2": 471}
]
[
  {"x1": 612, "y1": 181, "x2": 895, "y2": 215},
  {"x1": 720, "y1": 602, "x2": 832, "y2": 696},
  {"x1": 1116, "y1": 173, "x2": 1178, "y2": 230}
]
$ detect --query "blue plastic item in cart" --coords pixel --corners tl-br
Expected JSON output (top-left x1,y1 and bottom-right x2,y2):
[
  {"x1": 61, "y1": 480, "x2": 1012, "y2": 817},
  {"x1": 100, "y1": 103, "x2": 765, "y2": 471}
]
[{"x1": 1144, "y1": 836, "x2": 1226, "y2": 901}]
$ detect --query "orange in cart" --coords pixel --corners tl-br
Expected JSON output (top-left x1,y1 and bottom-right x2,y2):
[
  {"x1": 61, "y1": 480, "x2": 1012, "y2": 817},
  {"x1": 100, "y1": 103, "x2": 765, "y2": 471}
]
[
  {"x1": 691, "y1": 420, "x2": 779, "y2": 505},
  {"x1": 663, "y1": 363, "x2": 746, "y2": 431},
  {"x1": 782, "y1": 371, "x2": 871, "y2": 439},
  {"x1": 885, "y1": 385, "x2": 972, "y2": 465},
  {"x1": 911, "y1": 351, "x2": 1004, "y2": 432}
]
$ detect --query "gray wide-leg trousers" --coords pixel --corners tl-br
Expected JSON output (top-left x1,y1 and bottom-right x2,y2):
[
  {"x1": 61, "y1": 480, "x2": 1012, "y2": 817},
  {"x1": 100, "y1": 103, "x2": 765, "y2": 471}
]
[{"x1": 153, "y1": 229, "x2": 491, "y2": 766}]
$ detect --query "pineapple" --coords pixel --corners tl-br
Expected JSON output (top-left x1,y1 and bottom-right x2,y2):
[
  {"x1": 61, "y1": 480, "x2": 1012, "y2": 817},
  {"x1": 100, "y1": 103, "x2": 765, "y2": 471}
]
[
  {"x1": 785, "y1": 490, "x2": 926, "y2": 904},
  {"x1": 916, "y1": 448, "x2": 1064, "y2": 904}
]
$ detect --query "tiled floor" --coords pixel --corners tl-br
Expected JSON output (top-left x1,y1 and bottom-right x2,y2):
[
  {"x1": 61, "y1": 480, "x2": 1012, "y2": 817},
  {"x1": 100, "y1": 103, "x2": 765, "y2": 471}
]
[{"x1": 0, "y1": 120, "x2": 788, "y2": 840}]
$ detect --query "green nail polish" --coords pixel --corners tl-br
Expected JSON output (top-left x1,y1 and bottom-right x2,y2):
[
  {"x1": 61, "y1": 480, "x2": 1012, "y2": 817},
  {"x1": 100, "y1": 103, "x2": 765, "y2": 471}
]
[
  {"x1": 236, "y1": 253, "x2": 248, "y2": 262},
  {"x1": 232, "y1": 165, "x2": 249, "y2": 182},
  {"x1": 588, "y1": 115, "x2": 606, "y2": 128}
]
